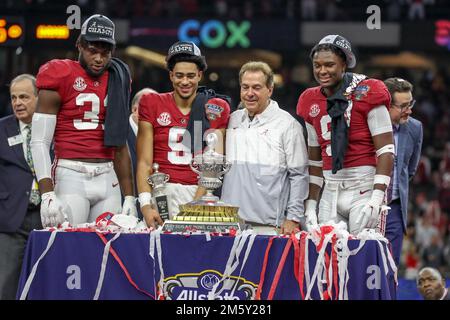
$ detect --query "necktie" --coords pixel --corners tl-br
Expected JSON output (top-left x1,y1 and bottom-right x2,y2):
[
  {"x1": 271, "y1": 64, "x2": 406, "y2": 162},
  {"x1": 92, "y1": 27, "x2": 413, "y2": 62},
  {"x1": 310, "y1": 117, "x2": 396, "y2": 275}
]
[
  {"x1": 386, "y1": 126, "x2": 398, "y2": 204},
  {"x1": 25, "y1": 125, "x2": 41, "y2": 205}
]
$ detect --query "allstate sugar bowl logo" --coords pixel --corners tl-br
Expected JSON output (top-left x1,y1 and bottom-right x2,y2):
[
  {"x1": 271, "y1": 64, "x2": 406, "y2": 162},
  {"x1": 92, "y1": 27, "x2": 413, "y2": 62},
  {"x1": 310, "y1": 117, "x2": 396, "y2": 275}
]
[
  {"x1": 200, "y1": 272, "x2": 219, "y2": 290},
  {"x1": 163, "y1": 270, "x2": 257, "y2": 300}
]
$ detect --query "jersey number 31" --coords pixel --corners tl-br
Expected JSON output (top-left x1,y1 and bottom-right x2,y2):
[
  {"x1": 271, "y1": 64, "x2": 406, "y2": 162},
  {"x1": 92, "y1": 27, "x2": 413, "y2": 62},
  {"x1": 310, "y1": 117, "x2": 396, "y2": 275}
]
[{"x1": 73, "y1": 93, "x2": 107, "y2": 130}]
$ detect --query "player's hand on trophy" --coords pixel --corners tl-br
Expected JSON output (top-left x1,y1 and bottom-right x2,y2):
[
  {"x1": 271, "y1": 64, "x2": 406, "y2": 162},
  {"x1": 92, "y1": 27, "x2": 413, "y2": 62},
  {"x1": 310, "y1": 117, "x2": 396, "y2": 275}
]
[
  {"x1": 304, "y1": 199, "x2": 319, "y2": 232},
  {"x1": 121, "y1": 195, "x2": 138, "y2": 217},
  {"x1": 141, "y1": 205, "x2": 163, "y2": 229},
  {"x1": 40, "y1": 191, "x2": 68, "y2": 227},
  {"x1": 355, "y1": 189, "x2": 385, "y2": 233}
]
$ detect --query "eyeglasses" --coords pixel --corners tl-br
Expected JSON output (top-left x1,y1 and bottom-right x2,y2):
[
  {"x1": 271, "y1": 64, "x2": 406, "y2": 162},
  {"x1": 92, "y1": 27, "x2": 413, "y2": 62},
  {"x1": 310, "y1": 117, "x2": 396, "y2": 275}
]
[{"x1": 392, "y1": 99, "x2": 416, "y2": 111}]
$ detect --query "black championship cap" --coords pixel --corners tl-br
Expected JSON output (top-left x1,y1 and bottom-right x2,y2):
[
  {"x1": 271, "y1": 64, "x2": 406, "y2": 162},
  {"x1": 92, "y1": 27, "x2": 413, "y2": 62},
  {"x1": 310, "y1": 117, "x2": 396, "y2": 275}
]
[
  {"x1": 315, "y1": 34, "x2": 356, "y2": 68},
  {"x1": 166, "y1": 41, "x2": 202, "y2": 62},
  {"x1": 80, "y1": 14, "x2": 116, "y2": 45}
]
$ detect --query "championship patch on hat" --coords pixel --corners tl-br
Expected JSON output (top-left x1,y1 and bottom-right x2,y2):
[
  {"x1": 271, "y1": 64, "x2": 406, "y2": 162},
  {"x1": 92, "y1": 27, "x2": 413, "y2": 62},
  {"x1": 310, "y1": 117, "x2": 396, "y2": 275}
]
[
  {"x1": 316, "y1": 34, "x2": 356, "y2": 68},
  {"x1": 81, "y1": 14, "x2": 116, "y2": 45},
  {"x1": 166, "y1": 41, "x2": 202, "y2": 62}
]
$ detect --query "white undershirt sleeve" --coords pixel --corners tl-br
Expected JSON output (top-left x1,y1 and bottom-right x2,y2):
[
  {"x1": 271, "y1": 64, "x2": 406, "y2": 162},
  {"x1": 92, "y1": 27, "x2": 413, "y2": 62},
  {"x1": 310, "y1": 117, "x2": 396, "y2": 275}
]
[
  {"x1": 306, "y1": 122, "x2": 319, "y2": 147},
  {"x1": 368, "y1": 105, "x2": 393, "y2": 136}
]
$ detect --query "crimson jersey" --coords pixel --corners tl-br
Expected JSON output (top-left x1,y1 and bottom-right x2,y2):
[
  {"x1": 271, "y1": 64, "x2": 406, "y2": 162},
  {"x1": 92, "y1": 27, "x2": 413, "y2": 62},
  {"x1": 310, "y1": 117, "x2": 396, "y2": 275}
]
[
  {"x1": 36, "y1": 59, "x2": 115, "y2": 159},
  {"x1": 296, "y1": 78, "x2": 391, "y2": 170},
  {"x1": 139, "y1": 92, "x2": 231, "y2": 185}
]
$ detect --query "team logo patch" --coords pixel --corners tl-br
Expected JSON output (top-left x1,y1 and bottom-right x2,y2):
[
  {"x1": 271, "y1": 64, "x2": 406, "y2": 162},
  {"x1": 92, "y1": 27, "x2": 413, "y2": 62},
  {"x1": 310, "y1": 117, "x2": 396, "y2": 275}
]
[
  {"x1": 157, "y1": 112, "x2": 172, "y2": 126},
  {"x1": 309, "y1": 104, "x2": 320, "y2": 117},
  {"x1": 73, "y1": 77, "x2": 87, "y2": 91},
  {"x1": 163, "y1": 270, "x2": 257, "y2": 300},
  {"x1": 205, "y1": 103, "x2": 224, "y2": 121},
  {"x1": 354, "y1": 85, "x2": 370, "y2": 100}
]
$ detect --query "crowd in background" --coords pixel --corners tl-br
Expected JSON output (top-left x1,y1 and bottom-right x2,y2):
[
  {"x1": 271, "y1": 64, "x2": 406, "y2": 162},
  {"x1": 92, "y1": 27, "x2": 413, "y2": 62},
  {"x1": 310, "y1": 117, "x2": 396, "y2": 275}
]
[{"x1": 2, "y1": 0, "x2": 449, "y2": 21}]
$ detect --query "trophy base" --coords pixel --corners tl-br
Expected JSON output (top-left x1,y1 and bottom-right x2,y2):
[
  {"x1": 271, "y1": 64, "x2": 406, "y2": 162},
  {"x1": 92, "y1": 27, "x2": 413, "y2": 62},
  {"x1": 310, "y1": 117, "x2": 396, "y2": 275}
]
[
  {"x1": 162, "y1": 220, "x2": 241, "y2": 233},
  {"x1": 169, "y1": 194, "x2": 241, "y2": 233}
]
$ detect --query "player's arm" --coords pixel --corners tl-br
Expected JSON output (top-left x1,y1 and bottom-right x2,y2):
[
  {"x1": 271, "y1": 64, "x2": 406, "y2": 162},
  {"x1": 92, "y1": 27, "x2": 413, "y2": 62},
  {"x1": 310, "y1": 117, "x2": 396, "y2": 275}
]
[
  {"x1": 113, "y1": 144, "x2": 134, "y2": 196},
  {"x1": 136, "y1": 120, "x2": 163, "y2": 228},
  {"x1": 31, "y1": 89, "x2": 69, "y2": 227},
  {"x1": 372, "y1": 132, "x2": 394, "y2": 191},
  {"x1": 369, "y1": 106, "x2": 394, "y2": 193},
  {"x1": 303, "y1": 122, "x2": 323, "y2": 231},
  {"x1": 307, "y1": 146, "x2": 324, "y2": 200},
  {"x1": 355, "y1": 105, "x2": 394, "y2": 232},
  {"x1": 31, "y1": 89, "x2": 60, "y2": 194},
  {"x1": 114, "y1": 144, "x2": 138, "y2": 217}
]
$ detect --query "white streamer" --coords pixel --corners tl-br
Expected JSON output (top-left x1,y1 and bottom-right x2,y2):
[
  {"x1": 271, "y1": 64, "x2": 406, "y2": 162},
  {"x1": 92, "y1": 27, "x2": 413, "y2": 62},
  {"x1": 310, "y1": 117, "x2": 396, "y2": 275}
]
[
  {"x1": 208, "y1": 230, "x2": 253, "y2": 300},
  {"x1": 93, "y1": 232, "x2": 121, "y2": 300},
  {"x1": 230, "y1": 233, "x2": 257, "y2": 298},
  {"x1": 19, "y1": 230, "x2": 60, "y2": 300}
]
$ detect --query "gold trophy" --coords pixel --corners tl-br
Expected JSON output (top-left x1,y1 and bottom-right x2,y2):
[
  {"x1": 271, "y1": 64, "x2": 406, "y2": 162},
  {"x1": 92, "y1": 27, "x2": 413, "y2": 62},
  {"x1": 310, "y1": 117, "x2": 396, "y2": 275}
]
[
  {"x1": 162, "y1": 133, "x2": 241, "y2": 233},
  {"x1": 147, "y1": 163, "x2": 170, "y2": 221}
]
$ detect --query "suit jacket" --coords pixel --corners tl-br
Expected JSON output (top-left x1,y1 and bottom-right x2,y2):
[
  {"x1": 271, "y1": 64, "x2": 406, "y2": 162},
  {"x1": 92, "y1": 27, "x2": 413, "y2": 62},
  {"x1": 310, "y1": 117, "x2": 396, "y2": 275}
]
[
  {"x1": 395, "y1": 116, "x2": 423, "y2": 233},
  {"x1": 444, "y1": 288, "x2": 450, "y2": 300},
  {"x1": 0, "y1": 115, "x2": 35, "y2": 232}
]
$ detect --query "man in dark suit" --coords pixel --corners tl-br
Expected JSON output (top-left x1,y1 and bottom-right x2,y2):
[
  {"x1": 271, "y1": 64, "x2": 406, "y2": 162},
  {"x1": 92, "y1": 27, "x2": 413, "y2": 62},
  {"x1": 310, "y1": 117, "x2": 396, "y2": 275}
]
[
  {"x1": 128, "y1": 88, "x2": 156, "y2": 219},
  {"x1": 0, "y1": 74, "x2": 42, "y2": 299},
  {"x1": 384, "y1": 77, "x2": 423, "y2": 266},
  {"x1": 417, "y1": 267, "x2": 450, "y2": 300}
]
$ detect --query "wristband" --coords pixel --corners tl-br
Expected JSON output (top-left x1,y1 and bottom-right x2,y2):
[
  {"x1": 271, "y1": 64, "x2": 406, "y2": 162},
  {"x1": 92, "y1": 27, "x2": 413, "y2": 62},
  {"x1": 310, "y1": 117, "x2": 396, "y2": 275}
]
[{"x1": 138, "y1": 192, "x2": 152, "y2": 209}]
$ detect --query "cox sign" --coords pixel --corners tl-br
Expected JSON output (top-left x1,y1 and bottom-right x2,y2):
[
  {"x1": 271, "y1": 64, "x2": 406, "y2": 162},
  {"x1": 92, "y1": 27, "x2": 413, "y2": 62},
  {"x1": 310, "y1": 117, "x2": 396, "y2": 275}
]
[{"x1": 178, "y1": 19, "x2": 250, "y2": 48}]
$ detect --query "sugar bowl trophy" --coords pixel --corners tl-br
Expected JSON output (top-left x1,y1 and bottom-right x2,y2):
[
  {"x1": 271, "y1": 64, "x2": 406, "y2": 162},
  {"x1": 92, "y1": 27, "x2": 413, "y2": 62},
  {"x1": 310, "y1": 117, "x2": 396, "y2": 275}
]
[
  {"x1": 147, "y1": 163, "x2": 170, "y2": 221},
  {"x1": 162, "y1": 133, "x2": 241, "y2": 233}
]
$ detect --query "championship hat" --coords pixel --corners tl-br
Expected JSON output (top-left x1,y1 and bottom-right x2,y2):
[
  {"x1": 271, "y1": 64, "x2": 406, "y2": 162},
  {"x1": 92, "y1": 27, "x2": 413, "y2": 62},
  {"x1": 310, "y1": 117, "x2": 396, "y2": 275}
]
[
  {"x1": 166, "y1": 41, "x2": 202, "y2": 62},
  {"x1": 313, "y1": 34, "x2": 356, "y2": 68},
  {"x1": 166, "y1": 41, "x2": 207, "y2": 71},
  {"x1": 80, "y1": 14, "x2": 116, "y2": 45}
]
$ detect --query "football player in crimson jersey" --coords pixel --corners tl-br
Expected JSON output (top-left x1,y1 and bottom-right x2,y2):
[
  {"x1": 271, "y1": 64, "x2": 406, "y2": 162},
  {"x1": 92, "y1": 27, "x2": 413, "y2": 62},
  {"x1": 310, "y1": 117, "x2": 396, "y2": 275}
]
[
  {"x1": 136, "y1": 41, "x2": 231, "y2": 229},
  {"x1": 296, "y1": 35, "x2": 394, "y2": 236},
  {"x1": 30, "y1": 14, "x2": 137, "y2": 227}
]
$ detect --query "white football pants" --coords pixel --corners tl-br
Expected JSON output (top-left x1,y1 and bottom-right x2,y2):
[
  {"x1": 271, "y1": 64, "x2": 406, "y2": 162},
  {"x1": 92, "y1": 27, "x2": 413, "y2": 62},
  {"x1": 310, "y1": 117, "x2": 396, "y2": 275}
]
[
  {"x1": 53, "y1": 159, "x2": 122, "y2": 226},
  {"x1": 318, "y1": 176, "x2": 378, "y2": 235}
]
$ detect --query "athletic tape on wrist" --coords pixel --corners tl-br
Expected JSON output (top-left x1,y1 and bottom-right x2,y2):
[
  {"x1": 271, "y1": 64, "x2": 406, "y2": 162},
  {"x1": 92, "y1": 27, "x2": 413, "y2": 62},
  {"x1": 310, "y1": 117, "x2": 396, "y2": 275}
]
[
  {"x1": 373, "y1": 174, "x2": 391, "y2": 187},
  {"x1": 376, "y1": 144, "x2": 394, "y2": 157},
  {"x1": 305, "y1": 199, "x2": 317, "y2": 212},
  {"x1": 308, "y1": 159, "x2": 323, "y2": 167},
  {"x1": 309, "y1": 175, "x2": 324, "y2": 188},
  {"x1": 138, "y1": 192, "x2": 152, "y2": 209},
  {"x1": 124, "y1": 195, "x2": 136, "y2": 203}
]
